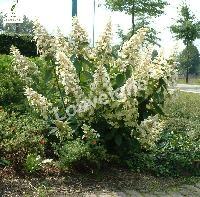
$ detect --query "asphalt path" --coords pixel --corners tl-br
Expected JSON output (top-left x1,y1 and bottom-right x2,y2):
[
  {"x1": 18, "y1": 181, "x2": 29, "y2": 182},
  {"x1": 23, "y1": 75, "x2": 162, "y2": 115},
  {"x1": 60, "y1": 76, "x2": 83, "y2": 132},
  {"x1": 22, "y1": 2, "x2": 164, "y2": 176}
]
[{"x1": 174, "y1": 84, "x2": 200, "y2": 93}]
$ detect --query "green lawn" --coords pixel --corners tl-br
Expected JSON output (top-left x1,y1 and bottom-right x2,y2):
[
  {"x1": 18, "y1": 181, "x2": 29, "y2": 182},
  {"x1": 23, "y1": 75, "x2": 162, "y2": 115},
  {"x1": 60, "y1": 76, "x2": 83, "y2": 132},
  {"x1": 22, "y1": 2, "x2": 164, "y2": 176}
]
[{"x1": 178, "y1": 77, "x2": 200, "y2": 85}]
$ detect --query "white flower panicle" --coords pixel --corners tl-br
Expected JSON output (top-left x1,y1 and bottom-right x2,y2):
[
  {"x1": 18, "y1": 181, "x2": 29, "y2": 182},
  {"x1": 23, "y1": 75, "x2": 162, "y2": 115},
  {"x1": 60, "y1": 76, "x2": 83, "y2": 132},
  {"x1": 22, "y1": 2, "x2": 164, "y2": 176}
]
[
  {"x1": 90, "y1": 64, "x2": 113, "y2": 97},
  {"x1": 130, "y1": 47, "x2": 177, "y2": 92},
  {"x1": 11, "y1": 46, "x2": 39, "y2": 83},
  {"x1": 137, "y1": 115, "x2": 164, "y2": 149},
  {"x1": 25, "y1": 87, "x2": 52, "y2": 119},
  {"x1": 33, "y1": 20, "x2": 56, "y2": 57},
  {"x1": 55, "y1": 51, "x2": 83, "y2": 102},
  {"x1": 120, "y1": 28, "x2": 148, "y2": 66},
  {"x1": 70, "y1": 17, "x2": 89, "y2": 52},
  {"x1": 119, "y1": 75, "x2": 138, "y2": 100},
  {"x1": 55, "y1": 30, "x2": 72, "y2": 57},
  {"x1": 95, "y1": 20, "x2": 112, "y2": 55}
]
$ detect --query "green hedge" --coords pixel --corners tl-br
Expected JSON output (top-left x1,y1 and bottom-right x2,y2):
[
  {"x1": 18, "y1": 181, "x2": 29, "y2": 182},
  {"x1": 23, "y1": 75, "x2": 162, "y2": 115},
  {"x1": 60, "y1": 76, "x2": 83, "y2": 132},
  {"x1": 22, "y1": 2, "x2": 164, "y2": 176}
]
[{"x1": 0, "y1": 34, "x2": 37, "y2": 57}]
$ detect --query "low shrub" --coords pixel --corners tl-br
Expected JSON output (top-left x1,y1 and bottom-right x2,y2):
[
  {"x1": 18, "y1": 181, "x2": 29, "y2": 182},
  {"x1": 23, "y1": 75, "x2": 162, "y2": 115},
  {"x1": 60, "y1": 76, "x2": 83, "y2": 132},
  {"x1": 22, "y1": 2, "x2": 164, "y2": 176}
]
[
  {"x1": 24, "y1": 154, "x2": 53, "y2": 173},
  {"x1": 57, "y1": 138, "x2": 107, "y2": 171},
  {"x1": 10, "y1": 17, "x2": 176, "y2": 170},
  {"x1": 124, "y1": 92, "x2": 200, "y2": 176},
  {"x1": 0, "y1": 55, "x2": 27, "y2": 113},
  {"x1": 158, "y1": 92, "x2": 200, "y2": 176},
  {"x1": 0, "y1": 33, "x2": 37, "y2": 57},
  {"x1": 0, "y1": 109, "x2": 49, "y2": 170}
]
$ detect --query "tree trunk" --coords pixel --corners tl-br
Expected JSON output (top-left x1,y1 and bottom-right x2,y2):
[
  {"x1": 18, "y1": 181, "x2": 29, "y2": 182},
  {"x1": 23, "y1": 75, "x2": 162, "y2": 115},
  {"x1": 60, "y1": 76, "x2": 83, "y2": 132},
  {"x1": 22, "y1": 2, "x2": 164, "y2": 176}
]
[
  {"x1": 186, "y1": 67, "x2": 189, "y2": 84},
  {"x1": 186, "y1": 42, "x2": 190, "y2": 84},
  {"x1": 131, "y1": 1, "x2": 135, "y2": 35},
  {"x1": 16, "y1": 23, "x2": 19, "y2": 33}
]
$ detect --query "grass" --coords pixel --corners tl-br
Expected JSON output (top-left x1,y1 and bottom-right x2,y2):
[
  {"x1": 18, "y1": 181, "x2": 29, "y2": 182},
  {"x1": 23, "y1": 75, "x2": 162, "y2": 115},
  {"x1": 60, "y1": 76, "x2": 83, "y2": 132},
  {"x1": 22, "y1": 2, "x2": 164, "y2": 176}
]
[
  {"x1": 164, "y1": 91, "x2": 200, "y2": 125},
  {"x1": 177, "y1": 77, "x2": 200, "y2": 85}
]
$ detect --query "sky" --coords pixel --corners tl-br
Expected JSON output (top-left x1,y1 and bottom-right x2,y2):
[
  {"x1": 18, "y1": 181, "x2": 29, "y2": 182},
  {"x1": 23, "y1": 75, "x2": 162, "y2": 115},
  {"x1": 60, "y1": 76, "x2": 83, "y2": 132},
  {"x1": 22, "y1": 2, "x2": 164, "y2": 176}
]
[{"x1": 0, "y1": 0, "x2": 200, "y2": 56}]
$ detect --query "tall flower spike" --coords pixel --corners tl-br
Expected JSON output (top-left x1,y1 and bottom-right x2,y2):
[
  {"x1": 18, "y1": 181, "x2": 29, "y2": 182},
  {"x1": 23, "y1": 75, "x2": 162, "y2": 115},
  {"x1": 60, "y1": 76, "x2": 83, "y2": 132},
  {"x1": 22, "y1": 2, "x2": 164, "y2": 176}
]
[
  {"x1": 137, "y1": 115, "x2": 164, "y2": 149},
  {"x1": 55, "y1": 29, "x2": 72, "y2": 58},
  {"x1": 33, "y1": 20, "x2": 56, "y2": 57},
  {"x1": 95, "y1": 20, "x2": 112, "y2": 56},
  {"x1": 70, "y1": 17, "x2": 89, "y2": 53},
  {"x1": 90, "y1": 64, "x2": 113, "y2": 97},
  {"x1": 25, "y1": 87, "x2": 52, "y2": 120},
  {"x1": 11, "y1": 46, "x2": 39, "y2": 84},
  {"x1": 119, "y1": 75, "x2": 138, "y2": 100},
  {"x1": 56, "y1": 51, "x2": 83, "y2": 103},
  {"x1": 120, "y1": 28, "x2": 148, "y2": 66}
]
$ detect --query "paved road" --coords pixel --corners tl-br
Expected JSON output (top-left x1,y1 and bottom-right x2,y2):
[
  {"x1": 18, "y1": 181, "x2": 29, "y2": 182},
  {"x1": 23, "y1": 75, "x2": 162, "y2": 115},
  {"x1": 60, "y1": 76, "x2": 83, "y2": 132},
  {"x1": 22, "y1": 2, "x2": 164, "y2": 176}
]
[
  {"x1": 175, "y1": 84, "x2": 200, "y2": 94},
  {"x1": 84, "y1": 182, "x2": 200, "y2": 197}
]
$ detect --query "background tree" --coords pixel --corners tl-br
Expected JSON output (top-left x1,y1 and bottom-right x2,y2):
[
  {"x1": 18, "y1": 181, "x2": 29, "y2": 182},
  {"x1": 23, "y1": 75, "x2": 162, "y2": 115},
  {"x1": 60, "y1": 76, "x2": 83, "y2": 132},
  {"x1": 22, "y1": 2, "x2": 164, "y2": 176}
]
[
  {"x1": 0, "y1": 12, "x2": 4, "y2": 32},
  {"x1": 116, "y1": 16, "x2": 161, "y2": 46},
  {"x1": 0, "y1": 14, "x2": 34, "y2": 34},
  {"x1": 104, "y1": 0, "x2": 168, "y2": 35},
  {"x1": 170, "y1": 3, "x2": 200, "y2": 83},
  {"x1": 178, "y1": 44, "x2": 200, "y2": 76}
]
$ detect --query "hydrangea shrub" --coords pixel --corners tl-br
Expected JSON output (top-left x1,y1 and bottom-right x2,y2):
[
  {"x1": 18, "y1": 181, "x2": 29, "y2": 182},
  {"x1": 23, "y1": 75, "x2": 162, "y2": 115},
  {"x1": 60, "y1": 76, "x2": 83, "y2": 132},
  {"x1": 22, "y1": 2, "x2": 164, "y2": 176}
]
[{"x1": 11, "y1": 17, "x2": 177, "y2": 156}]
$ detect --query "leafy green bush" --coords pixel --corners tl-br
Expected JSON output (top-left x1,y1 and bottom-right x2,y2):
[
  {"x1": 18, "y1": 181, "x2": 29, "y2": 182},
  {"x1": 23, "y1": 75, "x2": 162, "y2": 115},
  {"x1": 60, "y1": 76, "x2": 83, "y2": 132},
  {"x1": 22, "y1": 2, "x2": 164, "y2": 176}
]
[
  {"x1": 125, "y1": 92, "x2": 200, "y2": 176},
  {"x1": 24, "y1": 154, "x2": 43, "y2": 173},
  {"x1": 0, "y1": 54, "x2": 52, "y2": 113},
  {"x1": 10, "y1": 17, "x2": 176, "y2": 170},
  {"x1": 24, "y1": 153, "x2": 53, "y2": 173},
  {"x1": 0, "y1": 55, "x2": 27, "y2": 112},
  {"x1": 58, "y1": 138, "x2": 107, "y2": 171},
  {"x1": 0, "y1": 34, "x2": 37, "y2": 57},
  {"x1": 158, "y1": 92, "x2": 200, "y2": 176},
  {"x1": 0, "y1": 109, "x2": 48, "y2": 169}
]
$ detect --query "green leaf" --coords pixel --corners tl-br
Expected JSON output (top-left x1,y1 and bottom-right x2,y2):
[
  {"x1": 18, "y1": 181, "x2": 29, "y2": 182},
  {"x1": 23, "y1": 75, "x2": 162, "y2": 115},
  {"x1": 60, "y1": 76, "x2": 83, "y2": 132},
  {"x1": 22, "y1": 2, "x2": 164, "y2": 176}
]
[
  {"x1": 152, "y1": 102, "x2": 165, "y2": 115},
  {"x1": 44, "y1": 69, "x2": 53, "y2": 83},
  {"x1": 0, "y1": 158, "x2": 11, "y2": 166},
  {"x1": 115, "y1": 134, "x2": 122, "y2": 146},
  {"x1": 116, "y1": 74, "x2": 125, "y2": 87},
  {"x1": 80, "y1": 71, "x2": 92, "y2": 84}
]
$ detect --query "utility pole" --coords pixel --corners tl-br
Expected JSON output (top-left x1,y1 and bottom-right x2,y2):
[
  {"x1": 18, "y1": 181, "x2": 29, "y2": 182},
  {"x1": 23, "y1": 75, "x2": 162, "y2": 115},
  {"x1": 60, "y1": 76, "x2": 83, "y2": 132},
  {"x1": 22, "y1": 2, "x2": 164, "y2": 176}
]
[
  {"x1": 72, "y1": 0, "x2": 77, "y2": 17},
  {"x1": 92, "y1": 0, "x2": 96, "y2": 47}
]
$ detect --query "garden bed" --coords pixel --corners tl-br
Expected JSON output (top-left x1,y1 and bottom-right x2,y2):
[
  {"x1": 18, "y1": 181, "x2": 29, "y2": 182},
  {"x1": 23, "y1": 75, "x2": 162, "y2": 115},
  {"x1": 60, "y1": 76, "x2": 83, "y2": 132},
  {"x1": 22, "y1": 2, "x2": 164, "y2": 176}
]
[{"x1": 1, "y1": 166, "x2": 199, "y2": 196}]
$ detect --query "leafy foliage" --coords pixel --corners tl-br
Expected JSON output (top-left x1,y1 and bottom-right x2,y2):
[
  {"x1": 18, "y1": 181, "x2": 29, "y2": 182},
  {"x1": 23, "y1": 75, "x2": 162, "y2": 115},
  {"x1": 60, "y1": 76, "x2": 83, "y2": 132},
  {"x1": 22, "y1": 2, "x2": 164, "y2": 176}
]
[
  {"x1": 58, "y1": 139, "x2": 107, "y2": 171},
  {"x1": 11, "y1": 18, "x2": 176, "y2": 170},
  {"x1": 0, "y1": 34, "x2": 37, "y2": 56},
  {"x1": 116, "y1": 16, "x2": 161, "y2": 46},
  {"x1": 0, "y1": 110, "x2": 48, "y2": 169},
  {"x1": 0, "y1": 55, "x2": 27, "y2": 112},
  {"x1": 177, "y1": 44, "x2": 200, "y2": 75},
  {"x1": 104, "y1": 0, "x2": 167, "y2": 16},
  {"x1": 170, "y1": 3, "x2": 200, "y2": 82},
  {"x1": 125, "y1": 92, "x2": 200, "y2": 176},
  {"x1": 170, "y1": 4, "x2": 200, "y2": 45}
]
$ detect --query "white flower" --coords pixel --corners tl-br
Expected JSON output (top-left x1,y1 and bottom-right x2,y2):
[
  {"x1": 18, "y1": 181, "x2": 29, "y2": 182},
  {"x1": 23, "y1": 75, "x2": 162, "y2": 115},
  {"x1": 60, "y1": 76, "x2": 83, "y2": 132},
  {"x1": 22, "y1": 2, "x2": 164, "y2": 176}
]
[
  {"x1": 55, "y1": 51, "x2": 83, "y2": 103},
  {"x1": 90, "y1": 64, "x2": 113, "y2": 98},
  {"x1": 25, "y1": 87, "x2": 52, "y2": 119},
  {"x1": 120, "y1": 28, "x2": 148, "y2": 67},
  {"x1": 70, "y1": 16, "x2": 89, "y2": 54},
  {"x1": 33, "y1": 20, "x2": 56, "y2": 57},
  {"x1": 95, "y1": 20, "x2": 112, "y2": 55},
  {"x1": 11, "y1": 46, "x2": 39, "y2": 83},
  {"x1": 41, "y1": 159, "x2": 53, "y2": 164},
  {"x1": 119, "y1": 75, "x2": 138, "y2": 100},
  {"x1": 137, "y1": 115, "x2": 164, "y2": 149}
]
